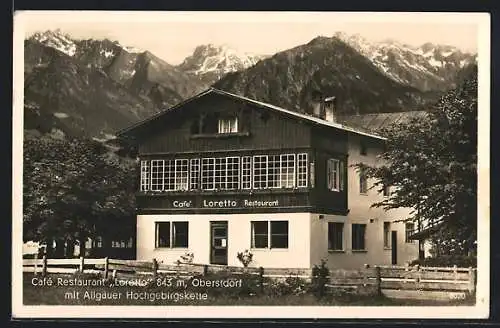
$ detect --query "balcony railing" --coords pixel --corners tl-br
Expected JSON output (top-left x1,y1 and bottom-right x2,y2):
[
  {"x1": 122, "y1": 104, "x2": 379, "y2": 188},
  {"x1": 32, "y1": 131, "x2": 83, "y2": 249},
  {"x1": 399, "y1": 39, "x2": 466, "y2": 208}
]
[{"x1": 408, "y1": 217, "x2": 445, "y2": 240}]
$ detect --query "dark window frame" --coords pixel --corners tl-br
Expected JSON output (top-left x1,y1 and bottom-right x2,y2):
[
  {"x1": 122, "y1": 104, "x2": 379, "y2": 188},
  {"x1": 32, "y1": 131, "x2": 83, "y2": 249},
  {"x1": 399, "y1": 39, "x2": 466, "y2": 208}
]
[
  {"x1": 251, "y1": 220, "x2": 289, "y2": 249},
  {"x1": 352, "y1": 223, "x2": 367, "y2": 251},
  {"x1": 405, "y1": 222, "x2": 415, "y2": 243},
  {"x1": 359, "y1": 167, "x2": 368, "y2": 194},
  {"x1": 155, "y1": 221, "x2": 189, "y2": 248},
  {"x1": 383, "y1": 222, "x2": 391, "y2": 249},
  {"x1": 328, "y1": 222, "x2": 344, "y2": 251}
]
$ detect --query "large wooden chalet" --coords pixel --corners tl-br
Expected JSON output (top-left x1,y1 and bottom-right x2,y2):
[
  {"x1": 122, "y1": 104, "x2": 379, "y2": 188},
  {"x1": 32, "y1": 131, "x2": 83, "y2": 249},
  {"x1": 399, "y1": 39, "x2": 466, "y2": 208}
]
[{"x1": 118, "y1": 88, "x2": 419, "y2": 269}]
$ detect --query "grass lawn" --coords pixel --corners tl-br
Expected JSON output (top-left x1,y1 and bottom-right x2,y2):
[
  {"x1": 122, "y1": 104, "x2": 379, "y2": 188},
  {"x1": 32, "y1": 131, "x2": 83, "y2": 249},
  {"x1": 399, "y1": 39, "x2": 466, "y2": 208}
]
[{"x1": 23, "y1": 273, "x2": 475, "y2": 306}]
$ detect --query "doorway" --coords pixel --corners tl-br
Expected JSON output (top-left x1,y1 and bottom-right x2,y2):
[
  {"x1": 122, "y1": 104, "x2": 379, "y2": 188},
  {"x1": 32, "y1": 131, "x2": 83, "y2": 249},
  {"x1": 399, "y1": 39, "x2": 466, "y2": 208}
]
[
  {"x1": 391, "y1": 231, "x2": 398, "y2": 265},
  {"x1": 210, "y1": 221, "x2": 228, "y2": 265}
]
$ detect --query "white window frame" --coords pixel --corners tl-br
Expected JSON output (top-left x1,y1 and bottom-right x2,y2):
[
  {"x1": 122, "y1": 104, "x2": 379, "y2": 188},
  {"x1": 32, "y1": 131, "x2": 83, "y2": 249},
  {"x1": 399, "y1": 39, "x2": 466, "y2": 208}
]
[
  {"x1": 327, "y1": 158, "x2": 341, "y2": 191},
  {"x1": 201, "y1": 157, "x2": 216, "y2": 190},
  {"x1": 280, "y1": 154, "x2": 296, "y2": 188},
  {"x1": 164, "y1": 160, "x2": 175, "y2": 191},
  {"x1": 202, "y1": 157, "x2": 240, "y2": 190},
  {"x1": 253, "y1": 155, "x2": 268, "y2": 189},
  {"x1": 297, "y1": 153, "x2": 308, "y2": 188},
  {"x1": 140, "y1": 160, "x2": 150, "y2": 191},
  {"x1": 142, "y1": 153, "x2": 308, "y2": 192},
  {"x1": 218, "y1": 116, "x2": 238, "y2": 134},
  {"x1": 150, "y1": 160, "x2": 165, "y2": 191},
  {"x1": 241, "y1": 156, "x2": 252, "y2": 189},
  {"x1": 189, "y1": 158, "x2": 200, "y2": 190},
  {"x1": 225, "y1": 156, "x2": 240, "y2": 190},
  {"x1": 175, "y1": 159, "x2": 189, "y2": 191}
]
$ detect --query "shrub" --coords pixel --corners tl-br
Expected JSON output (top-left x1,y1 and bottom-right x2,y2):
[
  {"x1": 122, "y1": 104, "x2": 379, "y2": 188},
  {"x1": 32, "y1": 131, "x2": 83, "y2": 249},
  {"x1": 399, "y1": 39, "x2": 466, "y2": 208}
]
[
  {"x1": 310, "y1": 259, "x2": 329, "y2": 299},
  {"x1": 265, "y1": 275, "x2": 309, "y2": 297},
  {"x1": 410, "y1": 255, "x2": 476, "y2": 268},
  {"x1": 236, "y1": 250, "x2": 253, "y2": 267},
  {"x1": 176, "y1": 252, "x2": 194, "y2": 265}
]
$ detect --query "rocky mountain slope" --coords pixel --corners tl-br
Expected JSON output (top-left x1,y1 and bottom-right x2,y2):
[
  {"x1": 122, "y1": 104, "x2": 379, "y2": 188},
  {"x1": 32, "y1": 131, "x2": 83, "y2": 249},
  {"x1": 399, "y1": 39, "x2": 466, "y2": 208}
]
[
  {"x1": 177, "y1": 44, "x2": 266, "y2": 85},
  {"x1": 24, "y1": 30, "x2": 474, "y2": 140},
  {"x1": 213, "y1": 36, "x2": 441, "y2": 115},
  {"x1": 24, "y1": 30, "x2": 207, "y2": 139},
  {"x1": 24, "y1": 42, "x2": 158, "y2": 138},
  {"x1": 333, "y1": 32, "x2": 476, "y2": 92}
]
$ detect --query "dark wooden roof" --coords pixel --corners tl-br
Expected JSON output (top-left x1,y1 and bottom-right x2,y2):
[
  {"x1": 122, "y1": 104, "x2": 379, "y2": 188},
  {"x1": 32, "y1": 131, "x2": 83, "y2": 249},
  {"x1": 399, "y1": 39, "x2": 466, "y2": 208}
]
[
  {"x1": 338, "y1": 111, "x2": 430, "y2": 134},
  {"x1": 117, "y1": 88, "x2": 387, "y2": 141}
]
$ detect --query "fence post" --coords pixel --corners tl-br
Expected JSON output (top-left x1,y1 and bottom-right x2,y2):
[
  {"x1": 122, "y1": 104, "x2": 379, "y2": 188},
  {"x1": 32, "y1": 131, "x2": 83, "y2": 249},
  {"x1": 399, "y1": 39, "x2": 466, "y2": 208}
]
[
  {"x1": 203, "y1": 265, "x2": 208, "y2": 276},
  {"x1": 415, "y1": 264, "x2": 421, "y2": 283},
  {"x1": 79, "y1": 256, "x2": 85, "y2": 273},
  {"x1": 374, "y1": 266, "x2": 381, "y2": 296},
  {"x1": 453, "y1": 265, "x2": 458, "y2": 281},
  {"x1": 42, "y1": 255, "x2": 47, "y2": 277},
  {"x1": 363, "y1": 264, "x2": 370, "y2": 286},
  {"x1": 468, "y1": 267, "x2": 477, "y2": 295},
  {"x1": 33, "y1": 253, "x2": 38, "y2": 275},
  {"x1": 104, "y1": 257, "x2": 109, "y2": 279},
  {"x1": 259, "y1": 267, "x2": 264, "y2": 294},
  {"x1": 152, "y1": 258, "x2": 158, "y2": 279}
]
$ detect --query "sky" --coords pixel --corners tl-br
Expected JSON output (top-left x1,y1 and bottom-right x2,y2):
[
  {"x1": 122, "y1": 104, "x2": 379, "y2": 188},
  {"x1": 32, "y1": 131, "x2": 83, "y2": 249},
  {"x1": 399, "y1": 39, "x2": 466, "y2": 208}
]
[{"x1": 15, "y1": 11, "x2": 484, "y2": 65}]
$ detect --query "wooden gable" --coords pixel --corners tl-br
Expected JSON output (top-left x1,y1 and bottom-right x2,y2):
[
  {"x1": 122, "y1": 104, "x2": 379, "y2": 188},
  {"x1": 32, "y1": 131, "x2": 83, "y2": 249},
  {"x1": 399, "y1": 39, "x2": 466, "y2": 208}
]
[{"x1": 135, "y1": 92, "x2": 313, "y2": 155}]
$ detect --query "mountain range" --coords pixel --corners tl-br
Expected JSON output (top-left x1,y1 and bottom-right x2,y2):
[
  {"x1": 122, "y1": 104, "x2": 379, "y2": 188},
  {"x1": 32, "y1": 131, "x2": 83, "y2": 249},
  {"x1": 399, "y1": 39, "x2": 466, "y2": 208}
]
[
  {"x1": 23, "y1": 29, "x2": 477, "y2": 140},
  {"x1": 333, "y1": 32, "x2": 476, "y2": 92},
  {"x1": 178, "y1": 44, "x2": 267, "y2": 85}
]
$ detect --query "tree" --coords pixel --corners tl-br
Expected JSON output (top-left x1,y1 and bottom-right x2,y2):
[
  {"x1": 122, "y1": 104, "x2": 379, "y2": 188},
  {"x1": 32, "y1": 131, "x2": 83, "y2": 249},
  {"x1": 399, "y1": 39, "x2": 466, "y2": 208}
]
[
  {"x1": 359, "y1": 68, "x2": 477, "y2": 254},
  {"x1": 23, "y1": 135, "x2": 137, "y2": 257}
]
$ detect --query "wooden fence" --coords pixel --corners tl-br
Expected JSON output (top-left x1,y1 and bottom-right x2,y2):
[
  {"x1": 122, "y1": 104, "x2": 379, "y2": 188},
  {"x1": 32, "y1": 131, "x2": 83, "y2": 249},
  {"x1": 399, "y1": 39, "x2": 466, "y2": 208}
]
[{"x1": 23, "y1": 256, "x2": 476, "y2": 300}]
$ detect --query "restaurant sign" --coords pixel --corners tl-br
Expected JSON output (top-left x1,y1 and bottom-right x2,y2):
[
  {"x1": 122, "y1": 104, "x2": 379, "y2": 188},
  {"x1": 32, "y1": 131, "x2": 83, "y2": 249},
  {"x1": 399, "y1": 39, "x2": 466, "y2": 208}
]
[{"x1": 172, "y1": 199, "x2": 280, "y2": 209}]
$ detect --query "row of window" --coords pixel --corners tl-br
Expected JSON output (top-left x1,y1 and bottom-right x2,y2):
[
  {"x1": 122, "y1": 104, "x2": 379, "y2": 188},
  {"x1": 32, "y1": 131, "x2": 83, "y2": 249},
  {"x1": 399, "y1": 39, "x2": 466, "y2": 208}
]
[
  {"x1": 329, "y1": 221, "x2": 415, "y2": 251},
  {"x1": 140, "y1": 153, "x2": 309, "y2": 192},
  {"x1": 141, "y1": 156, "x2": 388, "y2": 196},
  {"x1": 328, "y1": 223, "x2": 367, "y2": 251},
  {"x1": 154, "y1": 221, "x2": 289, "y2": 249},
  {"x1": 154, "y1": 221, "x2": 415, "y2": 250},
  {"x1": 92, "y1": 237, "x2": 134, "y2": 249}
]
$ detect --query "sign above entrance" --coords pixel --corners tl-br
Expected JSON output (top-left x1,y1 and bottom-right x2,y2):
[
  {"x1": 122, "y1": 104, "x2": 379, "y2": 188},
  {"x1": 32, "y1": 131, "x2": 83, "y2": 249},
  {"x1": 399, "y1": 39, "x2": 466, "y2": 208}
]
[
  {"x1": 137, "y1": 192, "x2": 312, "y2": 213},
  {"x1": 172, "y1": 198, "x2": 280, "y2": 209}
]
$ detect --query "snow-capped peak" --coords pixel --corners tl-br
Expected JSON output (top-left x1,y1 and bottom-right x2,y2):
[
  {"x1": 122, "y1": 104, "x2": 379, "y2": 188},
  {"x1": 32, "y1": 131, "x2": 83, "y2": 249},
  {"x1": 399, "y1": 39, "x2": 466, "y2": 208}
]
[
  {"x1": 112, "y1": 40, "x2": 143, "y2": 54},
  {"x1": 178, "y1": 43, "x2": 266, "y2": 78},
  {"x1": 333, "y1": 31, "x2": 477, "y2": 91},
  {"x1": 31, "y1": 29, "x2": 77, "y2": 57}
]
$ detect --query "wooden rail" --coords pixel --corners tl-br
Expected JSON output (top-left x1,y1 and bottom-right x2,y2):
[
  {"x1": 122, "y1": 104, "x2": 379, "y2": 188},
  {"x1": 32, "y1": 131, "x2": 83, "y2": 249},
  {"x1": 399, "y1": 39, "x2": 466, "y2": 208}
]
[{"x1": 22, "y1": 256, "x2": 477, "y2": 299}]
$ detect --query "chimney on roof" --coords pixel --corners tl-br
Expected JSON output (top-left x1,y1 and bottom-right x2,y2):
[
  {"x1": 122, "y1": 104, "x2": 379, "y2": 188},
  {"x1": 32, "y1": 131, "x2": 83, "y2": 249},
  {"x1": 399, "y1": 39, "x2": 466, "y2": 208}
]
[
  {"x1": 311, "y1": 90, "x2": 324, "y2": 118},
  {"x1": 311, "y1": 91, "x2": 337, "y2": 122},
  {"x1": 323, "y1": 96, "x2": 337, "y2": 123}
]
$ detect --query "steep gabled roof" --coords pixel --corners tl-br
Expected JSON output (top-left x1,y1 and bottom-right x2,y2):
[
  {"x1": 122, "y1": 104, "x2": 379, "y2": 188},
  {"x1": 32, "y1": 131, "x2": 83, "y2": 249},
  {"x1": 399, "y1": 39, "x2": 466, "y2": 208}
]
[
  {"x1": 339, "y1": 111, "x2": 429, "y2": 133},
  {"x1": 117, "y1": 88, "x2": 386, "y2": 141}
]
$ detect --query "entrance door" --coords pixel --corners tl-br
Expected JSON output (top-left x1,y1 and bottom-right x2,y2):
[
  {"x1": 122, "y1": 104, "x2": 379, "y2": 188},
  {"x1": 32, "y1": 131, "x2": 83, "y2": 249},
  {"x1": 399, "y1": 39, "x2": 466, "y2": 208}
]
[
  {"x1": 391, "y1": 231, "x2": 398, "y2": 265},
  {"x1": 210, "y1": 222, "x2": 228, "y2": 265}
]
